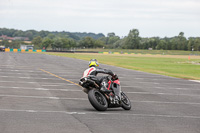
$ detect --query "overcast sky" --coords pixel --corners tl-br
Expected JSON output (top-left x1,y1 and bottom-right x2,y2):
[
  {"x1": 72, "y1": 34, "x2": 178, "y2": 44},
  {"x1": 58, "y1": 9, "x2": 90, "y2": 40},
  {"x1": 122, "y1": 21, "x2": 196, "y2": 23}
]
[{"x1": 0, "y1": 0, "x2": 200, "y2": 38}]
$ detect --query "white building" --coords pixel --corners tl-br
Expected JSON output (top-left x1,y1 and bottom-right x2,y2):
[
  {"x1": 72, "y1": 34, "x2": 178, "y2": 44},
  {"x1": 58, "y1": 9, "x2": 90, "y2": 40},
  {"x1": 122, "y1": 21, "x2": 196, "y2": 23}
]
[{"x1": 20, "y1": 45, "x2": 34, "y2": 50}]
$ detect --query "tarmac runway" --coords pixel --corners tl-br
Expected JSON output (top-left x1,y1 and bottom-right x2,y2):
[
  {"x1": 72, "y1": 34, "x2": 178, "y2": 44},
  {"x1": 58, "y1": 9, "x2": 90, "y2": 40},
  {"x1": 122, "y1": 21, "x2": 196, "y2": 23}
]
[{"x1": 0, "y1": 52, "x2": 200, "y2": 133}]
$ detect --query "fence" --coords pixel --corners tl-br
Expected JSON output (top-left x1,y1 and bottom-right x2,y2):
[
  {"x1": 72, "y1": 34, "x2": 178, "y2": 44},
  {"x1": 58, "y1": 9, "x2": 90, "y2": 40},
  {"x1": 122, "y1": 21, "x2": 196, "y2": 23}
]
[{"x1": 5, "y1": 48, "x2": 46, "y2": 53}]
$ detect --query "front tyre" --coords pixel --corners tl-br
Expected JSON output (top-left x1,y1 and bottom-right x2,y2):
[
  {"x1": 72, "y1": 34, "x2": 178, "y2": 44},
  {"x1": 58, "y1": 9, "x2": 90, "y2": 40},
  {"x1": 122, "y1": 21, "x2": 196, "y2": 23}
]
[
  {"x1": 121, "y1": 92, "x2": 131, "y2": 110},
  {"x1": 88, "y1": 89, "x2": 108, "y2": 111}
]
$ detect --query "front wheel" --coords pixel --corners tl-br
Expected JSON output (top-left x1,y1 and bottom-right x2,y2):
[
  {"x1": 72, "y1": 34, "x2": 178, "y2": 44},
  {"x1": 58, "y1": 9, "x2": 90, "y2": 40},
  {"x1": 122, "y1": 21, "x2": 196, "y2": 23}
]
[
  {"x1": 88, "y1": 89, "x2": 108, "y2": 111},
  {"x1": 121, "y1": 92, "x2": 131, "y2": 110}
]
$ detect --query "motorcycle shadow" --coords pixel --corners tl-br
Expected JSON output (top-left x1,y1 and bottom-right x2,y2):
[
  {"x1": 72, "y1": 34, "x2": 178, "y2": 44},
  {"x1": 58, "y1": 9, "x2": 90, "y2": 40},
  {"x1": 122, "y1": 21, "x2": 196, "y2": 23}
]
[{"x1": 84, "y1": 108, "x2": 126, "y2": 112}]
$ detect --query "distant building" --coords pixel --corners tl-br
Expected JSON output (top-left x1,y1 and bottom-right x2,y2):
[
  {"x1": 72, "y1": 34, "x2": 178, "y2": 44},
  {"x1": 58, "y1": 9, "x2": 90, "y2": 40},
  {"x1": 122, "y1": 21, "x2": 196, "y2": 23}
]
[
  {"x1": 14, "y1": 37, "x2": 29, "y2": 41},
  {"x1": 0, "y1": 35, "x2": 29, "y2": 41},
  {"x1": 0, "y1": 35, "x2": 14, "y2": 40},
  {"x1": 20, "y1": 45, "x2": 34, "y2": 50}
]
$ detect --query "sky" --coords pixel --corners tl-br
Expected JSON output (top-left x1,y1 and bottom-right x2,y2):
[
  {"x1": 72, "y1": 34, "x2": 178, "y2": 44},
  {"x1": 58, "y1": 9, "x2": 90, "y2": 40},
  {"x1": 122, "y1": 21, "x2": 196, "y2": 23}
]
[{"x1": 0, "y1": 0, "x2": 200, "y2": 38}]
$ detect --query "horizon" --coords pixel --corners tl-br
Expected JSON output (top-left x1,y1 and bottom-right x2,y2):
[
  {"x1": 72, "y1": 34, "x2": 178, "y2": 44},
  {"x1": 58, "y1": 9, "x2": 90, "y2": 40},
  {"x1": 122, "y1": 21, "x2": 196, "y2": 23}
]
[{"x1": 1, "y1": 27, "x2": 198, "y2": 39}]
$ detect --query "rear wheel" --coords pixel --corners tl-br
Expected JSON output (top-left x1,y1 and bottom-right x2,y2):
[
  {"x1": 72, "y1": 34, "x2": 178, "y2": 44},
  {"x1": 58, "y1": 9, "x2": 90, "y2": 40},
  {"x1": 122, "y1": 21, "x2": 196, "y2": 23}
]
[
  {"x1": 121, "y1": 92, "x2": 131, "y2": 110},
  {"x1": 88, "y1": 89, "x2": 108, "y2": 111}
]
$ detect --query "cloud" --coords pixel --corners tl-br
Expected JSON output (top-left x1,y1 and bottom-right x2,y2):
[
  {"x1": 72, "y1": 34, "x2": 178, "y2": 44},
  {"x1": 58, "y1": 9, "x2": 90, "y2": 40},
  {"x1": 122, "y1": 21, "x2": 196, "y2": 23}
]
[{"x1": 0, "y1": 0, "x2": 199, "y2": 37}]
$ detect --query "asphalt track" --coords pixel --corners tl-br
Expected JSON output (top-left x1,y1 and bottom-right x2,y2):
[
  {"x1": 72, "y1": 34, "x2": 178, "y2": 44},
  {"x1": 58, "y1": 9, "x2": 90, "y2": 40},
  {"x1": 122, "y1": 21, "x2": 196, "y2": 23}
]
[{"x1": 0, "y1": 52, "x2": 200, "y2": 133}]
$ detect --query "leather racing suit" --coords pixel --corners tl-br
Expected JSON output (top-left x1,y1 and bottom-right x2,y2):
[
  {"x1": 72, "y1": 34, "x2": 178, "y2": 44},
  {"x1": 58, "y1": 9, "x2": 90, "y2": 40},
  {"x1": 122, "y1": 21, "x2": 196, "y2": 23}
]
[{"x1": 82, "y1": 66, "x2": 115, "y2": 93}]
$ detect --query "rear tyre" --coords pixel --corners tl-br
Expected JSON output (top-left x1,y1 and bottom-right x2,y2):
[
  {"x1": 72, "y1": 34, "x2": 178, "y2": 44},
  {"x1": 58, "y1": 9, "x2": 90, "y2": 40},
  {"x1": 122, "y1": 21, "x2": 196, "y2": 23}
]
[
  {"x1": 121, "y1": 92, "x2": 131, "y2": 110},
  {"x1": 88, "y1": 89, "x2": 108, "y2": 111}
]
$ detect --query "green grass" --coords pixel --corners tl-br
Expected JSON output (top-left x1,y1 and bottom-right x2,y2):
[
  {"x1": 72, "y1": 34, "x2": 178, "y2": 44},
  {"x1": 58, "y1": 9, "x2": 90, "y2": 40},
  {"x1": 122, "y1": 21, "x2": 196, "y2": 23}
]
[
  {"x1": 41, "y1": 52, "x2": 200, "y2": 80},
  {"x1": 77, "y1": 49, "x2": 200, "y2": 55}
]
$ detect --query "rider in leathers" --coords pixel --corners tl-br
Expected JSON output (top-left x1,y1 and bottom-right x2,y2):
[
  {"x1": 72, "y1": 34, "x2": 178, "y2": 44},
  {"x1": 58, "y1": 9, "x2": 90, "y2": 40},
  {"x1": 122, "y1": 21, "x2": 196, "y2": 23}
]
[{"x1": 82, "y1": 59, "x2": 118, "y2": 94}]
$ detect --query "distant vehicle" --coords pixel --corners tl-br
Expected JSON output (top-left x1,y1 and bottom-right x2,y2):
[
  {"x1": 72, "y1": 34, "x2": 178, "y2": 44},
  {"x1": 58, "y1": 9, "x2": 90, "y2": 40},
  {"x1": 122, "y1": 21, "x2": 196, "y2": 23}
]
[{"x1": 0, "y1": 46, "x2": 5, "y2": 52}]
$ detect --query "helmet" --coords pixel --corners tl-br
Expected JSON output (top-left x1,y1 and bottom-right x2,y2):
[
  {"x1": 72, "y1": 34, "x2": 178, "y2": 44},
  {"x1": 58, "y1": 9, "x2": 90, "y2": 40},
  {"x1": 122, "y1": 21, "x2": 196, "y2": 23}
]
[{"x1": 89, "y1": 59, "x2": 99, "y2": 67}]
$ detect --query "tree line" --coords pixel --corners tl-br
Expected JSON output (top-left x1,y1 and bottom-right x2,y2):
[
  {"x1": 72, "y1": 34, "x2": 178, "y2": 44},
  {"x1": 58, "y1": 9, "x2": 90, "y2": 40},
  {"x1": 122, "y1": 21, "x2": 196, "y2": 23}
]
[{"x1": 0, "y1": 28, "x2": 200, "y2": 51}]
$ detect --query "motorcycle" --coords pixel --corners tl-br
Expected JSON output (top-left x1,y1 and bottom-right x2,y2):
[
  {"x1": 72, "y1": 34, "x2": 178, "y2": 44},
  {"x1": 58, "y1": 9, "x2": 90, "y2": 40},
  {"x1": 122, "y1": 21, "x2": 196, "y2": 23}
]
[{"x1": 79, "y1": 75, "x2": 131, "y2": 111}]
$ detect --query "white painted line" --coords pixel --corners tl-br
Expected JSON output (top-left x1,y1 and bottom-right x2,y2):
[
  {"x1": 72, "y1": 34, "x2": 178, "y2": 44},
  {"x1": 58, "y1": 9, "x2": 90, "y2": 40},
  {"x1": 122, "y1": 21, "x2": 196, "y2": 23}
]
[
  {"x1": 34, "y1": 88, "x2": 49, "y2": 91},
  {"x1": 0, "y1": 72, "x2": 52, "y2": 76},
  {"x1": 0, "y1": 94, "x2": 87, "y2": 100},
  {"x1": 0, "y1": 76, "x2": 60, "y2": 80},
  {"x1": 11, "y1": 70, "x2": 19, "y2": 72},
  {"x1": 0, "y1": 93, "x2": 200, "y2": 105},
  {"x1": 0, "y1": 109, "x2": 200, "y2": 119},
  {"x1": 190, "y1": 80, "x2": 200, "y2": 83},
  {"x1": 19, "y1": 77, "x2": 31, "y2": 79},
  {"x1": 125, "y1": 91, "x2": 200, "y2": 97},
  {"x1": 12, "y1": 87, "x2": 20, "y2": 88},
  {"x1": 0, "y1": 81, "x2": 74, "y2": 85},
  {"x1": 131, "y1": 100, "x2": 200, "y2": 105},
  {"x1": 122, "y1": 81, "x2": 200, "y2": 86},
  {"x1": 134, "y1": 78, "x2": 144, "y2": 80},
  {"x1": 0, "y1": 86, "x2": 82, "y2": 91},
  {"x1": 41, "y1": 85, "x2": 64, "y2": 86},
  {"x1": 123, "y1": 86, "x2": 200, "y2": 91}
]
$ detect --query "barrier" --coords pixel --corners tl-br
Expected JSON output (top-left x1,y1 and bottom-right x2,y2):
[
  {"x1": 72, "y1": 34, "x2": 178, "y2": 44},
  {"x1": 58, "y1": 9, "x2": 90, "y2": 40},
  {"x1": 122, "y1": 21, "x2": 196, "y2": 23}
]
[
  {"x1": 21, "y1": 49, "x2": 25, "y2": 52},
  {"x1": 13, "y1": 49, "x2": 18, "y2": 52},
  {"x1": 3, "y1": 49, "x2": 46, "y2": 53},
  {"x1": 5, "y1": 48, "x2": 10, "y2": 52}
]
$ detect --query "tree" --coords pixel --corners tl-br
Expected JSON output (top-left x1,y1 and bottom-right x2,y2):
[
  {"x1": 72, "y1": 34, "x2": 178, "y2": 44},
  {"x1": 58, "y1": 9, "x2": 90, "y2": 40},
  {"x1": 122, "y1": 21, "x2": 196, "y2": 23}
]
[
  {"x1": 194, "y1": 38, "x2": 200, "y2": 51},
  {"x1": 52, "y1": 38, "x2": 63, "y2": 50},
  {"x1": 13, "y1": 30, "x2": 24, "y2": 37},
  {"x1": 123, "y1": 29, "x2": 140, "y2": 49},
  {"x1": 94, "y1": 40, "x2": 104, "y2": 48},
  {"x1": 107, "y1": 32, "x2": 115, "y2": 37},
  {"x1": 32, "y1": 36, "x2": 42, "y2": 49},
  {"x1": 42, "y1": 38, "x2": 53, "y2": 49},
  {"x1": 177, "y1": 32, "x2": 187, "y2": 50},
  {"x1": 25, "y1": 31, "x2": 33, "y2": 40},
  {"x1": 39, "y1": 30, "x2": 49, "y2": 38},
  {"x1": 156, "y1": 40, "x2": 166, "y2": 50},
  {"x1": 79, "y1": 37, "x2": 95, "y2": 48}
]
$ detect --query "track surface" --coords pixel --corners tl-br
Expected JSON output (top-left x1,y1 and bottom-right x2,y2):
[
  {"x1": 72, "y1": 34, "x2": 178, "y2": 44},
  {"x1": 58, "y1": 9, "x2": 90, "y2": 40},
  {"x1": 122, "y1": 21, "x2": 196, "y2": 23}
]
[{"x1": 0, "y1": 52, "x2": 200, "y2": 133}]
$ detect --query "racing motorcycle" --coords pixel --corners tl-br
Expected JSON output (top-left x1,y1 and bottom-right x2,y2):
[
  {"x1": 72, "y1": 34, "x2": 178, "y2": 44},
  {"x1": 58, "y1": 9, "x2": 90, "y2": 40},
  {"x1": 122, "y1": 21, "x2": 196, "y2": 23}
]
[{"x1": 79, "y1": 75, "x2": 131, "y2": 111}]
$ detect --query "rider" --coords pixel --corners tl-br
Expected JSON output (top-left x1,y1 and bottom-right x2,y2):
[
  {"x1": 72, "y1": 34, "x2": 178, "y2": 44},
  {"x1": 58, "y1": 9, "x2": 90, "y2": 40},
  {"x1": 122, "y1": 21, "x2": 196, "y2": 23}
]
[{"x1": 82, "y1": 59, "x2": 118, "y2": 93}]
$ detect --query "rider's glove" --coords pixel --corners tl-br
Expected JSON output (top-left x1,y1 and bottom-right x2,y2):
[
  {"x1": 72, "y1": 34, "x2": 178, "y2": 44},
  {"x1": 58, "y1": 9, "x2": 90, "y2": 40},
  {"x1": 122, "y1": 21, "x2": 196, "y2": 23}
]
[{"x1": 112, "y1": 74, "x2": 118, "y2": 80}]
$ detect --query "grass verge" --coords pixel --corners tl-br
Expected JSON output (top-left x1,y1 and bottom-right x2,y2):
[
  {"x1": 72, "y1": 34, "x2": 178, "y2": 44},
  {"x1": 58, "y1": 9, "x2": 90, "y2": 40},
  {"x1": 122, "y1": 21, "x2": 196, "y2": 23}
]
[{"x1": 41, "y1": 52, "x2": 200, "y2": 80}]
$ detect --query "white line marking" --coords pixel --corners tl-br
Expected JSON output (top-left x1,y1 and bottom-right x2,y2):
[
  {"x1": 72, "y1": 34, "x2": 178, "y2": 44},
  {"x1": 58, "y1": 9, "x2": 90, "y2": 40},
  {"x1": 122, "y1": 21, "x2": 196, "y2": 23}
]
[
  {"x1": 190, "y1": 80, "x2": 200, "y2": 83},
  {"x1": 11, "y1": 70, "x2": 19, "y2": 71},
  {"x1": 122, "y1": 81, "x2": 200, "y2": 86},
  {"x1": 34, "y1": 88, "x2": 50, "y2": 91},
  {"x1": 0, "y1": 76, "x2": 60, "y2": 80},
  {"x1": 123, "y1": 86, "x2": 200, "y2": 90},
  {"x1": 0, "y1": 81, "x2": 74, "y2": 85},
  {"x1": 125, "y1": 92, "x2": 200, "y2": 97},
  {"x1": 0, "y1": 109, "x2": 200, "y2": 119},
  {"x1": 19, "y1": 77, "x2": 31, "y2": 79},
  {"x1": 41, "y1": 85, "x2": 63, "y2": 86},
  {"x1": 0, "y1": 76, "x2": 9, "y2": 77},
  {"x1": 0, "y1": 94, "x2": 200, "y2": 105},
  {"x1": 131, "y1": 100, "x2": 200, "y2": 105},
  {"x1": 0, "y1": 72, "x2": 53, "y2": 76},
  {"x1": 0, "y1": 86, "x2": 81, "y2": 91},
  {"x1": 134, "y1": 78, "x2": 144, "y2": 80},
  {"x1": 0, "y1": 94, "x2": 87, "y2": 100}
]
